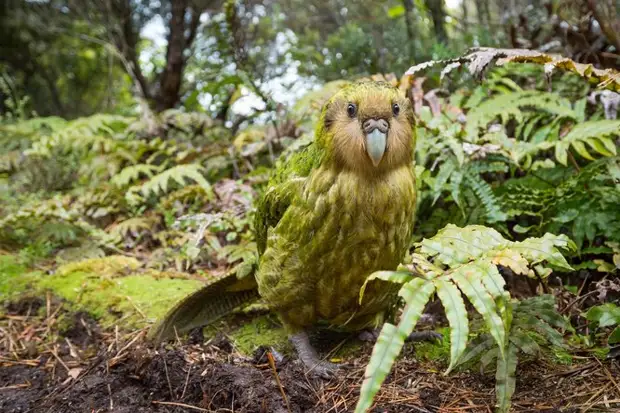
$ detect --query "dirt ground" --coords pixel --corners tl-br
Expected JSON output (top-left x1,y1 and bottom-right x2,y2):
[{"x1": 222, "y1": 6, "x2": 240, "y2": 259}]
[{"x1": 1, "y1": 296, "x2": 619, "y2": 413}]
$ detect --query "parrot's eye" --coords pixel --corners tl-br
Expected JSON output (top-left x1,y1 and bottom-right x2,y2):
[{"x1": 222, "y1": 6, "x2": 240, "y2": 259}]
[
  {"x1": 347, "y1": 103, "x2": 357, "y2": 118},
  {"x1": 392, "y1": 103, "x2": 400, "y2": 116}
]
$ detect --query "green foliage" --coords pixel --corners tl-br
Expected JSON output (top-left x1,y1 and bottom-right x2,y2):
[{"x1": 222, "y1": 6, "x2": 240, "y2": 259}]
[
  {"x1": 356, "y1": 225, "x2": 574, "y2": 413},
  {"x1": 2, "y1": 40, "x2": 620, "y2": 412},
  {"x1": 126, "y1": 164, "x2": 213, "y2": 205},
  {"x1": 0, "y1": 110, "x2": 256, "y2": 280},
  {"x1": 413, "y1": 58, "x2": 620, "y2": 253},
  {"x1": 584, "y1": 303, "x2": 620, "y2": 344},
  {"x1": 464, "y1": 90, "x2": 576, "y2": 140},
  {"x1": 456, "y1": 295, "x2": 573, "y2": 409}
]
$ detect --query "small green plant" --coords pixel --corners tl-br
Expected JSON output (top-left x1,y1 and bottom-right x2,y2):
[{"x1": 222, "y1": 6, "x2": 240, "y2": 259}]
[
  {"x1": 584, "y1": 303, "x2": 620, "y2": 345},
  {"x1": 355, "y1": 224, "x2": 575, "y2": 413}
]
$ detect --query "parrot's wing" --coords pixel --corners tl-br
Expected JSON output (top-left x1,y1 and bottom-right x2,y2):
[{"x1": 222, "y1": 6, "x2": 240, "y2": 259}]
[{"x1": 254, "y1": 141, "x2": 323, "y2": 255}]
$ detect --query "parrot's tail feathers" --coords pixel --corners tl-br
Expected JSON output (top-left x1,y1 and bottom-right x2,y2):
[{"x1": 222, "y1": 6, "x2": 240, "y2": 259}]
[{"x1": 147, "y1": 274, "x2": 259, "y2": 344}]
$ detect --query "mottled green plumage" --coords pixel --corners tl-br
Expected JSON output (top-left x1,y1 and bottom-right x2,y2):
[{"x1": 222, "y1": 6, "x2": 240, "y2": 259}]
[
  {"x1": 149, "y1": 81, "x2": 417, "y2": 360},
  {"x1": 253, "y1": 81, "x2": 416, "y2": 334}
]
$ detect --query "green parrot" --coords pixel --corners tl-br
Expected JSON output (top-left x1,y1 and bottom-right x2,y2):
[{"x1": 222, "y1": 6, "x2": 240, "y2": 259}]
[{"x1": 149, "y1": 81, "x2": 436, "y2": 376}]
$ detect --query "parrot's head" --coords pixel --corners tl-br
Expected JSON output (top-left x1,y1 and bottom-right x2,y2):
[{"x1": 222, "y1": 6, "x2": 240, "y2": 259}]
[{"x1": 318, "y1": 81, "x2": 415, "y2": 174}]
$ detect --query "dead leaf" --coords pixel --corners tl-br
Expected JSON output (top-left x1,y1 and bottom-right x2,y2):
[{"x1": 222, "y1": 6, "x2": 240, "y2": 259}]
[{"x1": 68, "y1": 367, "x2": 83, "y2": 380}]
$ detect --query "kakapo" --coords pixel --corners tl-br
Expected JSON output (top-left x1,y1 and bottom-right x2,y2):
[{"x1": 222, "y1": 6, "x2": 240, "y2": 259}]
[{"x1": 149, "y1": 81, "x2": 439, "y2": 377}]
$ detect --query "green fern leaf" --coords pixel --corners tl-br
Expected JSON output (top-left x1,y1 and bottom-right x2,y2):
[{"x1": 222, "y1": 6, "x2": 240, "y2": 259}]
[
  {"x1": 465, "y1": 172, "x2": 507, "y2": 223},
  {"x1": 129, "y1": 164, "x2": 212, "y2": 202},
  {"x1": 111, "y1": 164, "x2": 159, "y2": 187},
  {"x1": 451, "y1": 264, "x2": 507, "y2": 357},
  {"x1": 516, "y1": 316, "x2": 565, "y2": 347},
  {"x1": 355, "y1": 278, "x2": 435, "y2": 413},
  {"x1": 495, "y1": 343, "x2": 518, "y2": 413},
  {"x1": 456, "y1": 335, "x2": 496, "y2": 367},
  {"x1": 359, "y1": 271, "x2": 413, "y2": 305},
  {"x1": 512, "y1": 233, "x2": 575, "y2": 271},
  {"x1": 509, "y1": 330, "x2": 540, "y2": 355},
  {"x1": 434, "y1": 278, "x2": 469, "y2": 373},
  {"x1": 553, "y1": 120, "x2": 620, "y2": 165},
  {"x1": 418, "y1": 224, "x2": 507, "y2": 267},
  {"x1": 480, "y1": 346, "x2": 500, "y2": 371},
  {"x1": 465, "y1": 91, "x2": 575, "y2": 140},
  {"x1": 477, "y1": 259, "x2": 508, "y2": 299}
]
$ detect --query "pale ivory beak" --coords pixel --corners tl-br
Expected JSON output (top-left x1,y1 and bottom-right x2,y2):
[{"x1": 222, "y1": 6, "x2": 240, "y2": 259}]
[{"x1": 366, "y1": 128, "x2": 387, "y2": 166}]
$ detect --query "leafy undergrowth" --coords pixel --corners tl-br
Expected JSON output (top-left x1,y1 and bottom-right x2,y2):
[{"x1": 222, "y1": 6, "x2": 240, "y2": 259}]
[
  {"x1": 1, "y1": 50, "x2": 620, "y2": 412},
  {"x1": 1, "y1": 295, "x2": 618, "y2": 413}
]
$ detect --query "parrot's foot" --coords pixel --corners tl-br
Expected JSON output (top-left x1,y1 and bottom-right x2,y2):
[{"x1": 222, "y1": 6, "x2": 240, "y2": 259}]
[
  {"x1": 289, "y1": 331, "x2": 339, "y2": 379},
  {"x1": 358, "y1": 328, "x2": 442, "y2": 344},
  {"x1": 406, "y1": 331, "x2": 443, "y2": 343},
  {"x1": 358, "y1": 328, "x2": 380, "y2": 342}
]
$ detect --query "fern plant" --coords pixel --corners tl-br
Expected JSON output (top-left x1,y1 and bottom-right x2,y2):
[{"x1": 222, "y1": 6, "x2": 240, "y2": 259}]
[
  {"x1": 355, "y1": 224, "x2": 575, "y2": 413},
  {"x1": 498, "y1": 157, "x2": 620, "y2": 248},
  {"x1": 584, "y1": 303, "x2": 620, "y2": 345},
  {"x1": 125, "y1": 164, "x2": 213, "y2": 205},
  {"x1": 453, "y1": 294, "x2": 573, "y2": 412}
]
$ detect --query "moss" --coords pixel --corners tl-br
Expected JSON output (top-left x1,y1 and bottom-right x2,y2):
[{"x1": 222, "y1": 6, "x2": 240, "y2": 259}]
[
  {"x1": 56, "y1": 255, "x2": 142, "y2": 277},
  {"x1": 39, "y1": 267, "x2": 203, "y2": 328},
  {"x1": 114, "y1": 275, "x2": 204, "y2": 322},
  {"x1": 409, "y1": 327, "x2": 451, "y2": 364},
  {"x1": 227, "y1": 314, "x2": 290, "y2": 355},
  {"x1": 330, "y1": 339, "x2": 365, "y2": 361},
  {"x1": 0, "y1": 255, "x2": 42, "y2": 301}
]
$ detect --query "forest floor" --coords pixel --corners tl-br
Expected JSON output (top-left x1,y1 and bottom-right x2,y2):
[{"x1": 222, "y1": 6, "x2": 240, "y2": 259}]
[{"x1": 1, "y1": 292, "x2": 619, "y2": 413}]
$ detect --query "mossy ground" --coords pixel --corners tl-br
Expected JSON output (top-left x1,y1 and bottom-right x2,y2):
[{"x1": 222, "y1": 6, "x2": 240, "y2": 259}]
[
  {"x1": 225, "y1": 314, "x2": 290, "y2": 354},
  {"x1": 1, "y1": 253, "x2": 451, "y2": 360},
  {"x1": 0, "y1": 255, "x2": 42, "y2": 303},
  {"x1": 0, "y1": 254, "x2": 203, "y2": 328}
]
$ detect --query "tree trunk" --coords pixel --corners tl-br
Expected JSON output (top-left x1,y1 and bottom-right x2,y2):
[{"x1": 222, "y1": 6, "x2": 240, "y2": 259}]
[
  {"x1": 426, "y1": 0, "x2": 448, "y2": 44},
  {"x1": 403, "y1": 0, "x2": 416, "y2": 60},
  {"x1": 475, "y1": 0, "x2": 492, "y2": 27},
  {"x1": 40, "y1": 68, "x2": 66, "y2": 117},
  {"x1": 586, "y1": 0, "x2": 620, "y2": 54},
  {"x1": 155, "y1": 0, "x2": 188, "y2": 112},
  {"x1": 154, "y1": 2, "x2": 204, "y2": 112},
  {"x1": 109, "y1": 0, "x2": 152, "y2": 102},
  {"x1": 461, "y1": 0, "x2": 469, "y2": 35}
]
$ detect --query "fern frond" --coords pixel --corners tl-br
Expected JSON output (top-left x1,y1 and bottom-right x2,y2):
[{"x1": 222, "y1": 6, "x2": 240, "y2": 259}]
[
  {"x1": 355, "y1": 278, "x2": 436, "y2": 413},
  {"x1": 495, "y1": 343, "x2": 518, "y2": 413},
  {"x1": 464, "y1": 170, "x2": 507, "y2": 223},
  {"x1": 356, "y1": 225, "x2": 573, "y2": 413},
  {"x1": 107, "y1": 217, "x2": 156, "y2": 241},
  {"x1": 434, "y1": 278, "x2": 468, "y2": 373},
  {"x1": 546, "y1": 120, "x2": 620, "y2": 165},
  {"x1": 465, "y1": 91, "x2": 575, "y2": 140},
  {"x1": 24, "y1": 114, "x2": 134, "y2": 157},
  {"x1": 111, "y1": 164, "x2": 160, "y2": 187},
  {"x1": 126, "y1": 164, "x2": 212, "y2": 204}
]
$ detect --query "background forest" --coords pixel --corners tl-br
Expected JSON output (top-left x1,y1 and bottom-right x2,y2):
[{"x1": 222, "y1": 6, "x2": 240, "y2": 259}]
[{"x1": 1, "y1": 1, "x2": 620, "y2": 412}]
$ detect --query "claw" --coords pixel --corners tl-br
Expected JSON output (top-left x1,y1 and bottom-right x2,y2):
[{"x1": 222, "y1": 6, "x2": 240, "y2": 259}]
[
  {"x1": 358, "y1": 328, "x2": 380, "y2": 342},
  {"x1": 290, "y1": 331, "x2": 340, "y2": 380},
  {"x1": 307, "y1": 360, "x2": 340, "y2": 379}
]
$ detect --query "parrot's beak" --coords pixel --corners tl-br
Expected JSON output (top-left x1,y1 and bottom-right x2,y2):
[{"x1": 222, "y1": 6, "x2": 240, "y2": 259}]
[{"x1": 366, "y1": 128, "x2": 387, "y2": 167}]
